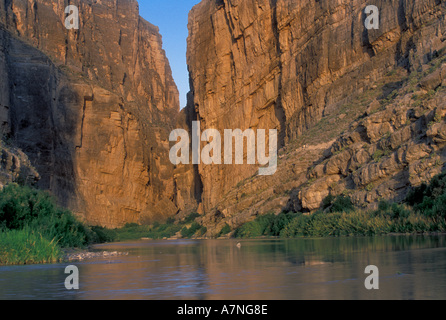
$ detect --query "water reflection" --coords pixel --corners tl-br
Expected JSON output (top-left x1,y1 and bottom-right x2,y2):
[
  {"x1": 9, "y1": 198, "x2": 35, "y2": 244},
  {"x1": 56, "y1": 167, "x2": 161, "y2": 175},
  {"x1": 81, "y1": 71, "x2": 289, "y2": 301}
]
[{"x1": 1, "y1": 235, "x2": 446, "y2": 300}]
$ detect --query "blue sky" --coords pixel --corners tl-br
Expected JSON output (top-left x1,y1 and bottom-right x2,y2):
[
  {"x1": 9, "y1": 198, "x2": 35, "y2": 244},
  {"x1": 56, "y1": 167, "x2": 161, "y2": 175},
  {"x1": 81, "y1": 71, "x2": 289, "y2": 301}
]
[{"x1": 139, "y1": 1, "x2": 202, "y2": 109}]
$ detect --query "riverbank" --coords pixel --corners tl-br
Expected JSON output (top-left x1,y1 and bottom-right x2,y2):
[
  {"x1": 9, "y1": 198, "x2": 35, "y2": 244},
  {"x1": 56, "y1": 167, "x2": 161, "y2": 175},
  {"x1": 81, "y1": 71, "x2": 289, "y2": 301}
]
[
  {"x1": 0, "y1": 232, "x2": 129, "y2": 266},
  {"x1": 0, "y1": 228, "x2": 62, "y2": 266},
  {"x1": 0, "y1": 184, "x2": 113, "y2": 266},
  {"x1": 228, "y1": 172, "x2": 446, "y2": 239},
  {"x1": 1, "y1": 172, "x2": 445, "y2": 265}
]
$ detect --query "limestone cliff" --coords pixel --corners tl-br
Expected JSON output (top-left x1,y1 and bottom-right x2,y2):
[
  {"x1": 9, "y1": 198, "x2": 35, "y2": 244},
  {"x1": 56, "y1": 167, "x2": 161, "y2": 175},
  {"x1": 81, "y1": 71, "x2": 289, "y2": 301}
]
[
  {"x1": 185, "y1": 0, "x2": 446, "y2": 235},
  {"x1": 0, "y1": 0, "x2": 183, "y2": 228},
  {"x1": 1, "y1": 0, "x2": 445, "y2": 233}
]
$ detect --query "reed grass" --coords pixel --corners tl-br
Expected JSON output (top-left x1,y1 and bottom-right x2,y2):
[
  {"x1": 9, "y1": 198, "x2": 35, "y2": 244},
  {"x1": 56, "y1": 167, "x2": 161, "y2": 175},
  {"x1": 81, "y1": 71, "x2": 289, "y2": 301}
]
[
  {"x1": 0, "y1": 228, "x2": 62, "y2": 265},
  {"x1": 0, "y1": 183, "x2": 101, "y2": 265}
]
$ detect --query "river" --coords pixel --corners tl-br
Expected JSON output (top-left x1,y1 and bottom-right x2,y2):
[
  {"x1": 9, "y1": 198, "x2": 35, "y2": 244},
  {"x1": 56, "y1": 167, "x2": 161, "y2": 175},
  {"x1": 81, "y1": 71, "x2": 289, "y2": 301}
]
[{"x1": 1, "y1": 235, "x2": 446, "y2": 300}]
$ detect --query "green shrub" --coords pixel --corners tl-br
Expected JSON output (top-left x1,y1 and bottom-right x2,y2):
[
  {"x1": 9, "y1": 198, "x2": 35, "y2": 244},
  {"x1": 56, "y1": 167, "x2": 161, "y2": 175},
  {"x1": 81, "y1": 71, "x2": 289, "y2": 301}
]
[
  {"x1": 280, "y1": 213, "x2": 310, "y2": 238},
  {"x1": 181, "y1": 222, "x2": 202, "y2": 238},
  {"x1": 406, "y1": 172, "x2": 446, "y2": 218},
  {"x1": 233, "y1": 212, "x2": 300, "y2": 238},
  {"x1": 322, "y1": 194, "x2": 335, "y2": 211},
  {"x1": 217, "y1": 223, "x2": 231, "y2": 237},
  {"x1": 233, "y1": 214, "x2": 277, "y2": 238},
  {"x1": 196, "y1": 225, "x2": 207, "y2": 237},
  {"x1": 90, "y1": 226, "x2": 117, "y2": 243},
  {"x1": 331, "y1": 195, "x2": 354, "y2": 213},
  {"x1": 373, "y1": 149, "x2": 384, "y2": 162},
  {"x1": 146, "y1": 223, "x2": 182, "y2": 240},
  {"x1": 0, "y1": 184, "x2": 94, "y2": 248},
  {"x1": 27, "y1": 209, "x2": 94, "y2": 248},
  {"x1": 0, "y1": 184, "x2": 56, "y2": 230},
  {"x1": 378, "y1": 200, "x2": 391, "y2": 212},
  {"x1": 374, "y1": 201, "x2": 411, "y2": 220},
  {"x1": 123, "y1": 223, "x2": 139, "y2": 228},
  {"x1": 112, "y1": 224, "x2": 151, "y2": 241},
  {"x1": 322, "y1": 194, "x2": 354, "y2": 213},
  {"x1": 233, "y1": 220, "x2": 265, "y2": 238},
  {"x1": 267, "y1": 212, "x2": 299, "y2": 236},
  {"x1": 183, "y1": 212, "x2": 200, "y2": 223},
  {"x1": 280, "y1": 210, "x2": 393, "y2": 238}
]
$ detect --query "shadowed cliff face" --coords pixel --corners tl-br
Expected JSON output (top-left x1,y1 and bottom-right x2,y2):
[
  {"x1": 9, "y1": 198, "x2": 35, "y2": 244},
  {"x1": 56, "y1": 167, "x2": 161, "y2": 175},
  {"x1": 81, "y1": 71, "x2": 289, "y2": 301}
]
[
  {"x1": 0, "y1": 0, "x2": 188, "y2": 228},
  {"x1": 185, "y1": 0, "x2": 446, "y2": 234}
]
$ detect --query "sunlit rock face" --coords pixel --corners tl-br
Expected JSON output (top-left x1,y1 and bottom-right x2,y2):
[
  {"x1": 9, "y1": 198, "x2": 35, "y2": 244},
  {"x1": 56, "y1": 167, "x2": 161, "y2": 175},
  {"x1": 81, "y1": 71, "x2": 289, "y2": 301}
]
[
  {"x1": 0, "y1": 0, "x2": 186, "y2": 228},
  {"x1": 185, "y1": 0, "x2": 446, "y2": 234}
]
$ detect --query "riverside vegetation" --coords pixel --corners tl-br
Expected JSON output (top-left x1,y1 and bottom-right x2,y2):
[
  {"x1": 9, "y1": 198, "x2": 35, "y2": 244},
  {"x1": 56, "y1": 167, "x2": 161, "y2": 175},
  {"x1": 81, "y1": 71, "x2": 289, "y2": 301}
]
[
  {"x1": 95, "y1": 171, "x2": 446, "y2": 240},
  {"x1": 232, "y1": 172, "x2": 446, "y2": 238},
  {"x1": 0, "y1": 183, "x2": 207, "y2": 265},
  {"x1": 0, "y1": 182, "x2": 208, "y2": 265},
  {"x1": 1, "y1": 171, "x2": 445, "y2": 265},
  {"x1": 0, "y1": 184, "x2": 99, "y2": 265}
]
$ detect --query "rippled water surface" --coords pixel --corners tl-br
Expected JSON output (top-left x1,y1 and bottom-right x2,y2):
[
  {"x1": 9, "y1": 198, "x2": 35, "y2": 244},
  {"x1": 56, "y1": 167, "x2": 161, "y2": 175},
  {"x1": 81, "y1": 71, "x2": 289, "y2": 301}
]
[{"x1": 1, "y1": 236, "x2": 446, "y2": 300}]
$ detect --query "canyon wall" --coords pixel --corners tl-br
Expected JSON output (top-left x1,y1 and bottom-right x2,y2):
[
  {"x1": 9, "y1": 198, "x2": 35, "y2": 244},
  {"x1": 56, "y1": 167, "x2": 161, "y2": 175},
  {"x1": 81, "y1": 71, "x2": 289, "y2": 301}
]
[
  {"x1": 0, "y1": 0, "x2": 188, "y2": 228},
  {"x1": 186, "y1": 0, "x2": 446, "y2": 233},
  {"x1": 0, "y1": 0, "x2": 445, "y2": 232}
]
